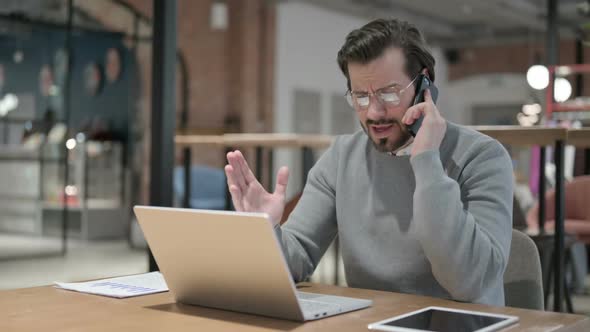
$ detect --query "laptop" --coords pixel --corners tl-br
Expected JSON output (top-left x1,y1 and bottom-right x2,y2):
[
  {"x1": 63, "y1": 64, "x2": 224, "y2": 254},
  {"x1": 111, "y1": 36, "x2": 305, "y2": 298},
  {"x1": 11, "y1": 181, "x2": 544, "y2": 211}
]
[{"x1": 133, "y1": 205, "x2": 372, "y2": 321}]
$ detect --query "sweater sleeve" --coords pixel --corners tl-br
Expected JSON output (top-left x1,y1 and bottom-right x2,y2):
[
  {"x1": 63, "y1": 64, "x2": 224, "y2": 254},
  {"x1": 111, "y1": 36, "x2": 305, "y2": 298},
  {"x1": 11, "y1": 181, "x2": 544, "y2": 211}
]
[
  {"x1": 274, "y1": 140, "x2": 340, "y2": 282},
  {"x1": 409, "y1": 139, "x2": 513, "y2": 304}
]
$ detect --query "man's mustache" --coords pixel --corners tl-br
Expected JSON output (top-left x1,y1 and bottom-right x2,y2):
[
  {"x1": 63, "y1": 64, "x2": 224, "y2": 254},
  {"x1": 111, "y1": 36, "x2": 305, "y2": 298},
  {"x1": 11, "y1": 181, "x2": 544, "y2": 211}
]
[
  {"x1": 366, "y1": 119, "x2": 396, "y2": 126},
  {"x1": 365, "y1": 118, "x2": 410, "y2": 135}
]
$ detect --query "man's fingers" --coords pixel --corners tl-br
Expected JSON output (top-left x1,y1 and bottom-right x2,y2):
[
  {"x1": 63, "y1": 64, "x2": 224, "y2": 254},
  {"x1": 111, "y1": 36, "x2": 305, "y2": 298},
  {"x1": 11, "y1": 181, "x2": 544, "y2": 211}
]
[
  {"x1": 410, "y1": 108, "x2": 423, "y2": 120},
  {"x1": 224, "y1": 161, "x2": 244, "y2": 211},
  {"x1": 227, "y1": 152, "x2": 247, "y2": 190},
  {"x1": 424, "y1": 88, "x2": 433, "y2": 103},
  {"x1": 225, "y1": 164, "x2": 248, "y2": 194},
  {"x1": 403, "y1": 105, "x2": 424, "y2": 125},
  {"x1": 224, "y1": 164, "x2": 233, "y2": 186},
  {"x1": 227, "y1": 151, "x2": 247, "y2": 189},
  {"x1": 228, "y1": 184, "x2": 244, "y2": 211},
  {"x1": 421, "y1": 89, "x2": 440, "y2": 117},
  {"x1": 235, "y1": 150, "x2": 257, "y2": 184},
  {"x1": 273, "y1": 166, "x2": 289, "y2": 198},
  {"x1": 225, "y1": 164, "x2": 238, "y2": 189}
]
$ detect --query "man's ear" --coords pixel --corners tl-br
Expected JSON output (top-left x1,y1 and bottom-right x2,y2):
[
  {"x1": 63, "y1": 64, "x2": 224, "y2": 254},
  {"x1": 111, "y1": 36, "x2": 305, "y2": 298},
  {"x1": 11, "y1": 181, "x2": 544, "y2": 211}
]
[{"x1": 421, "y1": 68, "x2": 429, "y2": 78}]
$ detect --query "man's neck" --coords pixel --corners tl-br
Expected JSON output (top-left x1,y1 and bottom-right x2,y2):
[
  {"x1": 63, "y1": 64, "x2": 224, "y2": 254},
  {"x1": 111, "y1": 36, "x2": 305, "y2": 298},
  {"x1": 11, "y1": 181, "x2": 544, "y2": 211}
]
[{"x1": 387, "y1": 137, "x2": 414, "y2": 156}]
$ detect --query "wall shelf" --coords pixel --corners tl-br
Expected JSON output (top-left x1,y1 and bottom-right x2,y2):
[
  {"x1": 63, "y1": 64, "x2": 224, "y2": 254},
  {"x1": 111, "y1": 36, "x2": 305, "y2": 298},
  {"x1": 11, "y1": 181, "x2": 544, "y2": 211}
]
[{"x1": 547, "y1": 64, "x2": 590, "y2": 119}]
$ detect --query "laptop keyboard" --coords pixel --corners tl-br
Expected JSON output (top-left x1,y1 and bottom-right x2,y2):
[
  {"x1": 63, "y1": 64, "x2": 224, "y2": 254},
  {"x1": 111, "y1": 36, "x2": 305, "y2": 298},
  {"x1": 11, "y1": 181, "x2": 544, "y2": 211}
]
[
  {"x1": 299, "y1": 299, "x2": 341, "y2": 315},
  {"x1": 297, "y1": 292, "x2": 324, "y2": 300}
]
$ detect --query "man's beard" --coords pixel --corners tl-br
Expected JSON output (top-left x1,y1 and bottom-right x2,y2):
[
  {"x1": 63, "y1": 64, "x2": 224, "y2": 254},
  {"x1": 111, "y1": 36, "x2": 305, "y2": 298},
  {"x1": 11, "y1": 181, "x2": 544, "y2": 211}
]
[{"x1": 361, "y1": 119, "x2": 412, "y2": 153}]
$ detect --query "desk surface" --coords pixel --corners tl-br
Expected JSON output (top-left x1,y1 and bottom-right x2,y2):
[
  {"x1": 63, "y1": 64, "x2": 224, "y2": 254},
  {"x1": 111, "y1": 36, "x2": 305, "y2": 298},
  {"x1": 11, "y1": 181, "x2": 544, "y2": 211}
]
[
  {"x1": 469, "y1": 126, "x2": 569, "y2": 146},
  {"x1": 566, "y1": 128, "x2": 590, "y2": 147},
  {"x1": 175, "y1": 127, "x2": 576, "y2": 149},
  {"x1": 2, "y1": 283, "x2": 588, "y2": 332},
  {"x1": 175, "y1": 133, "x2": 334, "y2": 149}
]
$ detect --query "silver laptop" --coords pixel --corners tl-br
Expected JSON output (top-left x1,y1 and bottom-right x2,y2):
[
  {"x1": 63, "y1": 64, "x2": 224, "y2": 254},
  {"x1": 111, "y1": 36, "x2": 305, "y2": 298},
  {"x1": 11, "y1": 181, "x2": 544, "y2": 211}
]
[{"x1": 133, "y1": 205, "x2": 372, "y2": 321}]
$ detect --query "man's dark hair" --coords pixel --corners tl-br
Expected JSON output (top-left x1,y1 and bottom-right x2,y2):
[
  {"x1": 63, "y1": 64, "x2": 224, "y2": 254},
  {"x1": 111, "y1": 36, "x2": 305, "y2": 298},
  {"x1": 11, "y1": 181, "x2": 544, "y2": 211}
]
[{"x1": 337, "y1": 18, "x2": 435, "y2": 90}]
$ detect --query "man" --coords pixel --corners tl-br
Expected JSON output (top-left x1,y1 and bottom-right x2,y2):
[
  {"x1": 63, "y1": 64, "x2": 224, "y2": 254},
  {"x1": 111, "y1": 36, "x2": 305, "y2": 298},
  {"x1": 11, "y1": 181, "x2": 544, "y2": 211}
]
[{"x1": 225, "y1": 19, "x2": 513, "y2": 306}]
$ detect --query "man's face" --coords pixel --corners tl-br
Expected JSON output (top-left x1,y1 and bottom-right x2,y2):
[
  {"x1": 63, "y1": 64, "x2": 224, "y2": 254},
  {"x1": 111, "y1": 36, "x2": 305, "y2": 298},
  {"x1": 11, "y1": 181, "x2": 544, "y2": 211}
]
[{"x1": 348, "y1": 47, "x2": 415, "y2": 153}]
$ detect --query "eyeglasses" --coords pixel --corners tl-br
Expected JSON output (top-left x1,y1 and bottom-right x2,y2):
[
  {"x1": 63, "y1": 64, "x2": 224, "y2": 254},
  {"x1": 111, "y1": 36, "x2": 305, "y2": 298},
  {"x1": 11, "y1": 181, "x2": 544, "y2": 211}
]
[{"x1": 345, "y1": 75, "x2": 419, "y2": 110}]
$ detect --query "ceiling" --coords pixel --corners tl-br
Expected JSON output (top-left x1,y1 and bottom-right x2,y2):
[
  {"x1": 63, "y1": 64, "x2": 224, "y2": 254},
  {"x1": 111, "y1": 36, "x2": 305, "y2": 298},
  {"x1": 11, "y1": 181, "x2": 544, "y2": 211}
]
[
  {"x1": 0, "y1": 0, "x2": 588, "y2": 48},
  {"x1": 0, "y1": 0, "x2": 151, "y2": 39},
  {"x1": 302, "y1": 0, "x2": 590, "y2": 47},
  {"x1": 0, "y1": 0, "x2": 104, "y2": 29}
]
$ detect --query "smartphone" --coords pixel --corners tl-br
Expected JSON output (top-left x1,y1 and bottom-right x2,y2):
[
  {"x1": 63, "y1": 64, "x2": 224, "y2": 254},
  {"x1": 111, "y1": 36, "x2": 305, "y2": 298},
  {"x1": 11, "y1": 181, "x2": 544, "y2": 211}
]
[{"x1": 407, "y1": 74, "x2": 438, "y2": 137}]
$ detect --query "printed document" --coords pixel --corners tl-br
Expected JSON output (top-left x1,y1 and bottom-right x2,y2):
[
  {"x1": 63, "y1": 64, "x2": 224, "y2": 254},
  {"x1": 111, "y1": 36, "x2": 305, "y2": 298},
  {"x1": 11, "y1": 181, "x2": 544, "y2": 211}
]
[{"x1": 54, "y1": 272, "x2": 168, "y2": 298}]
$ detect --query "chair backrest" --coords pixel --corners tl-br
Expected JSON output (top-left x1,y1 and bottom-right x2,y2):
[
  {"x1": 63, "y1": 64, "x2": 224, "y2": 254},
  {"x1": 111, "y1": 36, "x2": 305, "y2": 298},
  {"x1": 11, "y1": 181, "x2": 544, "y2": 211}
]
[
  {"x1": 503, "y1": 229, "x2": 544, "y2": 310},
  {"x1": 527, "y1": 175, "x2": 590, "y2": 226},
  {"x1": 566, "y1": 175, "x2": 590, "y2": 220}
]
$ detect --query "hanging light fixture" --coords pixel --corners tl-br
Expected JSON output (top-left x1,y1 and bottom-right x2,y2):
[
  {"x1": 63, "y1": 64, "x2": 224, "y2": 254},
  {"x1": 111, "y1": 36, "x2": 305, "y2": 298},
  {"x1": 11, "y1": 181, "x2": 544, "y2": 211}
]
[
  {"x1": 554, "y1": 77, "x2": 572, "y2": 102},
  {"x1": 526, "y1": 65, "x2": 549, "y2": 90}
]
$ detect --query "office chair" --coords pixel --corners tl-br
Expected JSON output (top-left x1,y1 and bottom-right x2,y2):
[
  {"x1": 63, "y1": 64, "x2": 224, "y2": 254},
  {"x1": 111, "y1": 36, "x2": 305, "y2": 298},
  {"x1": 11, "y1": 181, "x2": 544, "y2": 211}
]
[
  {"x1": 504, "y1": 229, "x2": 544, "y2": 310},
  {"x1": 526, "y1": 175, "x2": 590, "y2": 244}
]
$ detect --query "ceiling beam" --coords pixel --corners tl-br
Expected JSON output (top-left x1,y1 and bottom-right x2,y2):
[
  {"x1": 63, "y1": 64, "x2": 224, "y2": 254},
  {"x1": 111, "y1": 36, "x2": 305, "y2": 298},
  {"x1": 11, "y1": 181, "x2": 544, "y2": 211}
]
[
  {"x1": 470, "y1": 0, "x2": 546, "y2": 32},
  {"x1": 289, "y1": 0, "x2": 581, "y2": 48},
  {"x1": 298, "y1": 0, "x2": 456, "y2": 38}
]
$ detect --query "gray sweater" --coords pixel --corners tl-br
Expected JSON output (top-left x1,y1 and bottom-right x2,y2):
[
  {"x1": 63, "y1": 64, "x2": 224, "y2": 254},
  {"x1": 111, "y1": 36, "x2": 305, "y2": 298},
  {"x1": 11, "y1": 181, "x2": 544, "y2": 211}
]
[{"x1": 276, "y1": 122, "x2": 513, "y2": 306}]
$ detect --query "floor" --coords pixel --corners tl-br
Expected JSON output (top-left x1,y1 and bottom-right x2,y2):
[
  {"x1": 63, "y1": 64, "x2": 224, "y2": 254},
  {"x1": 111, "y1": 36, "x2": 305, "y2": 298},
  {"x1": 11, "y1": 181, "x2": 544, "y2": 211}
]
[
  {"x1": 0, "y1": 233, "x2": 589, "y2": 317},
  {"x1": 571, "y1": 279, "x2": 590, "y2": 316},
  {"x1": 0, "y1": 234, "x2": 147, "y2": 290}
]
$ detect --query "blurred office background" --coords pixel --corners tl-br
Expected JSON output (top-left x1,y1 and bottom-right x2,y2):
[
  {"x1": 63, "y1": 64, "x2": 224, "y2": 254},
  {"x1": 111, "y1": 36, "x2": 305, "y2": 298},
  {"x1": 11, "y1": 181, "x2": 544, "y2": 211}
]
[{"x1": 1, "y1": 0, "x2": 590, "y2": 315}]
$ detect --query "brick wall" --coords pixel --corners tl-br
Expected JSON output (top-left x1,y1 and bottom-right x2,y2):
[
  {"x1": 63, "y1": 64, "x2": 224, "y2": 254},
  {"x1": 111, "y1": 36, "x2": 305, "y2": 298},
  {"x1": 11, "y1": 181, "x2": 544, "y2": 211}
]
[
  {"x1": 448, "y1": 39, "x2": 590, "y2": 96},
  {"x1": 81, "y1": 0, "x2": 276, "y2": 203}
]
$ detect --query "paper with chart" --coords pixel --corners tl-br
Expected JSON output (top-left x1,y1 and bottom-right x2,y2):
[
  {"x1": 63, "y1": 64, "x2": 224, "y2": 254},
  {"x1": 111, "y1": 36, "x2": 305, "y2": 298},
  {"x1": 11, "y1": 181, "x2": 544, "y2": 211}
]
[{"x1": 54, "y1": 272, "x2": 169, "y2": 298}]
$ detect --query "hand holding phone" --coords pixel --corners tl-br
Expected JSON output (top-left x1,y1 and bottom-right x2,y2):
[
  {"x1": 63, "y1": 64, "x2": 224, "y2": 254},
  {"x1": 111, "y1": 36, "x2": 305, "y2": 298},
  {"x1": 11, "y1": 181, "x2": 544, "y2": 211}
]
[
  {"x1": 403, "y1": 74, "x2": 447, "y2": 157},
  {"x1": 407, "y1": 75, "x2": 438, "y2": 137}
]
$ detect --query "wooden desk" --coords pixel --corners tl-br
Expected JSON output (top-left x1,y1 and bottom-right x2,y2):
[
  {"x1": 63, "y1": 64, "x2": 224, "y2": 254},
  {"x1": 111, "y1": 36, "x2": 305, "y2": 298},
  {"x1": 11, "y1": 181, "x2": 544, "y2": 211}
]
[
  {"x1": 174, "y1": 134, "x2": 226, "y2": 147},
  {"x1": 174, "y1": 133, "x2": 334, "y2": 149},
  {"x1": 567, "y1": 128, "x2": 590, "y2": 148},
  {"x1": 469, "y1": 126, "x2": 568, "y2": 146},
  {"x1": 2, "y1": 283, "x2": 588, "y2": 332}
]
